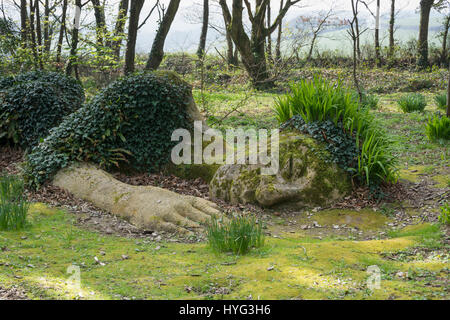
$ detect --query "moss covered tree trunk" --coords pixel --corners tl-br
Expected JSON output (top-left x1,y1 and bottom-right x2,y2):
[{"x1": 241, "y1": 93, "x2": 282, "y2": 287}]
[{"x1": 218, "y1": 0, "x2": 299, "y2": 89}]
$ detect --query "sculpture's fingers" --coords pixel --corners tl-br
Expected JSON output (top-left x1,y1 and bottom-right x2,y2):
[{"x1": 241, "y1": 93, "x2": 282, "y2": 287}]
[
  {"x1": 176, "y1": 203, "x2": 211, "y2": 223},
  {"x1": 189, "y1": 197, "x2": 222, "y2": 216},
  {"x1": 156, "y1": 220, "x2": 194, "y2": 236},
  {"x1": 161, "y1": 211, "x2": 202, "y2": 229}
]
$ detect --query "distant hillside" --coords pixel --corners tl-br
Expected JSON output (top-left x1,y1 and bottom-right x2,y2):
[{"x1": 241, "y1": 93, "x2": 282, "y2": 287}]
[{"x1": 136, "y1": 9, "x2": 447, "y2": 55}]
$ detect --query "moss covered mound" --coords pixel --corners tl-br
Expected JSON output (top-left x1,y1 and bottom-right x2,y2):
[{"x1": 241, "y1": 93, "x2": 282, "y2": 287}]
[
  {"x1": 210, "y1": 130, "x2": 351, "y2": 208},
  {"x1": 25, "y1": 71, "x2": 195, "y2": 187},
  {"x1": 0, "y1": 71, "x2": 84, "y2": 147}
]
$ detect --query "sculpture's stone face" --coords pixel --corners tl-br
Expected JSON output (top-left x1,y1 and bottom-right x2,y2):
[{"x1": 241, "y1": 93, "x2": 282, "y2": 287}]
[{"x1": 209, "y1": 131, "x2": 351, "y2": 208}]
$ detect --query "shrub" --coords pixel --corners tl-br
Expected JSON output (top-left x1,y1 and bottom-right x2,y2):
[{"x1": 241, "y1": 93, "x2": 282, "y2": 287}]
[
  {"x1": 434, "y1": 93, "x2": 447, "y2": 110},
  {"x1": 24, "y1": 72, "x2": 193, "y2": 187},
  {"x1": 425, "y1": 114, "x2": 450, "y2": 142},
  {"x1": 0, "y1": 174, "x2": 29, "y2": 230},
  {"x1": 397, "y1": 93, "x2": 427, "y2": 113},
  {"x1": 351, "y1": 91, "x2": 379, "y2": 110},
  {"x1": 274, "y1": 76, "x2": 397, "y2": 186},
  {"x1": 0, "y1": 71, "x2": 84, "y2": 147},
  {"x1": 438, "y1": 203, "x2": 449, "y2": 225},
  {"x1": 361, "y1": 93, "x2": 379, "y2": 110},
  {"x1": 206, "y1": 215, "x2": 265, "y2": 255}
]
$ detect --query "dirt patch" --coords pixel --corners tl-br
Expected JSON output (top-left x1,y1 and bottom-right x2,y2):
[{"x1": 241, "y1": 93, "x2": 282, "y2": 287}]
[
  {"x1": 0, "y1": 146, "x2": 23, "y2": 175},
  {"x1": 0, "y1": 286, "x2": 27, "y2": 300}
]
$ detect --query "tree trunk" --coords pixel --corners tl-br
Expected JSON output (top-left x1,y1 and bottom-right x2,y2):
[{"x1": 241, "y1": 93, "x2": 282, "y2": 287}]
[
  {"x1": 417, "y1": 0, "x2": 434, "y2": 68},
  {"x1": 266, "y1": 1, "x2": 272, "y2": 62},
  {"x1": 275, "y1": 0, "x2": 284, "y2": 63},
  {"x1": 307, "y1": 34, "x2": 318, "y2": 61},
  {"x1": 440, "y1": 16, "x2": 449, "y2": 66},
  {"x1": 447, "y1": 59, "x2": 450, "y2": 117},
  {"x1": 197, "y1": 0, "x2": 209, "y2": 59},
  {"x1": 29, "y1": 0, "x2": 39, "y2": 68},
  {"x1": 145, "y1": 0, "x2": 181, "y2": 71},
  {"x1": 111, "y1": 0, "x2": 129, "y2": 61},
  {"x1": 35, "y1": 0, "x2": 43, "y2": 68},
  {"x1": 20, "y1": 0, "x2": 28, "y2": 47},
  {"x1": 43, "y1": 0, "x2": 50, "y2": 53},
  {"x1": 91, "y1": 0, "x2": 106, "y2": 48},
  {"x1": 56, "y1": 0, "x2": 67, "y2": 63},
  {"x1": 388, "y1": 0, "x2": 395, "y2": 61},
  {"x1": 375, "y1": 0, "x2": 381, "y2": 67},
  {"x1": 219, "y1": 0, "x2": 299, "y2": 89},
  {"x1": 220, "y1": 3, "x2": 236, "y2": 66},
  {"x1": 66, "y1": 0, "x2": 82, "y2": 78},
  {"x1": 124, "y1": 0, "x2": 145, "y2": 75}
]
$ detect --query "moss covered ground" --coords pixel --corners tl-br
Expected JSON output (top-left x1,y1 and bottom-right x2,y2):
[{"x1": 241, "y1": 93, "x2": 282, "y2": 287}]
[
  {"x1": 0, "y1": 203, "x2": 448, "y2": 300},
  {"x1": 1, "y1": 66, "x2": 448, "y2": 300}
]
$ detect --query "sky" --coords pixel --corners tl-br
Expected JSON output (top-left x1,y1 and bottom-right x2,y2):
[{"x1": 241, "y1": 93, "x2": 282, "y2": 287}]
[
  {"x1": 3, "y1": 0, "x2": 448, "y2": 53},
  {"x1": 134, "y1": 0, "x2": 441, "y2": 53}
]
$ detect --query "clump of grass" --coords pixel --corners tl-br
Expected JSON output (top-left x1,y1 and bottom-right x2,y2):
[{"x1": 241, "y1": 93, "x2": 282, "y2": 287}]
[
  {"x1": 0, "y1": 174, "x2": 29, "y2": 230},
  {"x1": 434, "y1": 93, "x2": 447, "y2": 110},
  {"x1": 438, "y1": 203, "x2": 449, "y2": 225},
  {"x1": 351, "y1": 91, "x2": 379, "y2": 110},
  {"x1": 273, "y1": 75, "x2": 397, "y2": 186},
  {"x1": 206, "y1": 215, "x2": 265, "y2": 255},
  {"x1": 397, "y1": 93, "x2": 427, "y2": 113},
  {"x1": 425, "y1": 114, "x2": 450, "y2": 142}
]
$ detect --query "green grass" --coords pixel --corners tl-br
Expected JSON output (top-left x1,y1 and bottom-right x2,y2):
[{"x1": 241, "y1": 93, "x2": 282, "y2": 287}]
[
  {"x1": 0, "y1": 174, "x2": 29, "y2": 230},
  {"x1": 438, "y1": 203, "x2": 450, "y2": 225},
  {"x1": 206, "y1": 215, "x2": 265, "y2": 255},
  {"x1": 1, "y1": 204, "x2": 447, "y2": 300},
  {"x1": 434, "y1": 93, "x2": 447, "y2": 110},
  {"x1": 397, "y1": 93, "x2": 427, "y2": 113},
  {"x1": 426, "y1": 114, "x2": 450, "y2": 142}
]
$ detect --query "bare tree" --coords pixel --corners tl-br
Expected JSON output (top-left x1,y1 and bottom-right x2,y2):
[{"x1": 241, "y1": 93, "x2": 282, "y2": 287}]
[
  {"x1": 361, "y1": 0, "x2": 381, "y2": 66},
  {"x1": 447, "y1": 59, "x2": 450, "y2": 117},
  {"x1": 435, "y1": 0, "x2": 450, "y2": 66},
  {"x1": 266, "y1": 1, "x2": 272, "y2": 61},
  {"x1": 348, "y1": 0, "x2": 367, "y2": 101},
  {"x1": 388, "y1": 0, "x2": 395, "y2": 61},
  {"x1": 66, "y1": 0, "x2": 86, "y2": 78},
  {"x1": 110, "y1": 0, "x2": 129, "y2": 60},
  {"x1": 275, "y1": 0, "x2": 284, "y2": 63},
  {"x1": 197, "y1": 0, "x2": 209, "y2": 59},
  {"x1": 43, "y1": 0, "x2": 50, "y2": 53},
  {"x1": 418, "y1": 0, "x2": 435, "y2": 68},
  {"x1": 218, "y1": 0, "x2": 301, "y2": 89},
  {"x1": 35, "y1": 0, "x2": 43, "y2": 67},
  {"x1": 440, "y1": 15, "x2": 450, "y2": 66},
  {"x1": 29, "y1": 0, "x2": 39, "y2": 68},
  {"x1": 146, "y1": 0, "x2": 181, "y2": 70},
  {"x1": 300, "y1": 8, "x2": 336, "y2": 61},
  {"x1": 124, "y1": 0, "x2": 145, "y2": 75},
  {"x1": 20, "y1": 0, "x2": 28, "y2": 47},
  {"x1": 56, "y1": 0, "x2": 67, "y2": 63},
  {"x1": 91, "y1": 0, "x2": 106, "y2": 48}
]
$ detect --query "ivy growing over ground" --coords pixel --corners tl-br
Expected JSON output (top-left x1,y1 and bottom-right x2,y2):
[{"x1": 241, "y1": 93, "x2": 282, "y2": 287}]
[
  {"x1": 25, "y1": 72, "x2": 193, "y2": 188},
  {"x1": 0, "y1": 71, "x2": 84, "y2": 147},
  {"x1": 281, "y1": 115, "x2": 359, "y2": 176}
]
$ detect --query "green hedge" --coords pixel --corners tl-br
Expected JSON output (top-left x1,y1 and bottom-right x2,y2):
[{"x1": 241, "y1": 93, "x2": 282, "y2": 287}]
[
  {"x1": 25, "y1": 72, "x2": 193, "y2": 187},
  {"x1": 0, "y1": 71, "x2": 84, "y2": 147}
]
